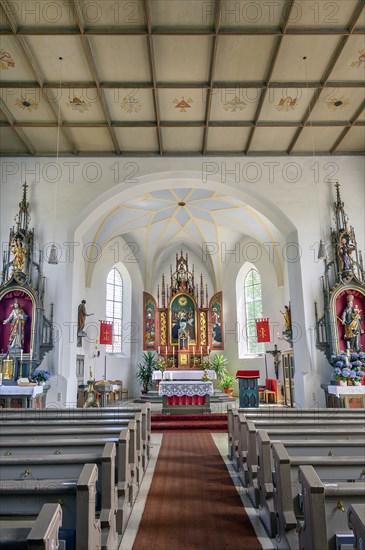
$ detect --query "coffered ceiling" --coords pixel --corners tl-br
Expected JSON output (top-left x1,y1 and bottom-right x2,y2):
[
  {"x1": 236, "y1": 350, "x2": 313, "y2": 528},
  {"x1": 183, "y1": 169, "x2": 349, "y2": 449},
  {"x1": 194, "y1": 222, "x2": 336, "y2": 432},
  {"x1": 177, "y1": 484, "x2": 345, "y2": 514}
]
[{"x1": 0, "y1": 0, "x2": 364, "y2": 156}]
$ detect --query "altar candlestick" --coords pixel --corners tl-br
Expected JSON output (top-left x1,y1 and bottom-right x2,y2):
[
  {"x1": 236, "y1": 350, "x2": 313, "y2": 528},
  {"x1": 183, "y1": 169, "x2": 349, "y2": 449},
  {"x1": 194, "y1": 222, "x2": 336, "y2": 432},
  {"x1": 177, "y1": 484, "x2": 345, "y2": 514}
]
[{"x1": 104, "y1": 356, "x2": 107, "y2": 380}]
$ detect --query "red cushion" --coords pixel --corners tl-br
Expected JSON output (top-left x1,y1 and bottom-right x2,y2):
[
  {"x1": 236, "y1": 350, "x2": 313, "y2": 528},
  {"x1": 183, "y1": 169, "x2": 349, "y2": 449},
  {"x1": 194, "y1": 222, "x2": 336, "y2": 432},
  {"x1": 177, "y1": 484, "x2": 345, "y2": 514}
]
[{"x1": 236, "y1": 370, "x2": 260, "y2": 378}]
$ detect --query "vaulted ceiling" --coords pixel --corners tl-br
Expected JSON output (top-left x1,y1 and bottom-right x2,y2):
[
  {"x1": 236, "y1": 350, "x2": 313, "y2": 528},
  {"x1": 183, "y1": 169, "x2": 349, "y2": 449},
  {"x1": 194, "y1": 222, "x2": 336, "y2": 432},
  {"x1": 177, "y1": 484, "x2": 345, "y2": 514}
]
[
  {"x1": 0, "y1": 0, "x2": 364, "y2": 156},
  {"x1": 84, "y1": 188, "x2": 284, "y2": 289}
]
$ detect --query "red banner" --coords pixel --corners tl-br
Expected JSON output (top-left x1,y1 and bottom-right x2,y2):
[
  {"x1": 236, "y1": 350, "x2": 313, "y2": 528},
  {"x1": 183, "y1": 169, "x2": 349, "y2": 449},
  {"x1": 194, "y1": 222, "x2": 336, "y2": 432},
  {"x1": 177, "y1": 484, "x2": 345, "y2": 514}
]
[
  {"x1": 100, "y1": 321, "x2": 113, "y2": 345},
  {"x1": 256, "y1": 318, "x2": 270, "y2": 343}
]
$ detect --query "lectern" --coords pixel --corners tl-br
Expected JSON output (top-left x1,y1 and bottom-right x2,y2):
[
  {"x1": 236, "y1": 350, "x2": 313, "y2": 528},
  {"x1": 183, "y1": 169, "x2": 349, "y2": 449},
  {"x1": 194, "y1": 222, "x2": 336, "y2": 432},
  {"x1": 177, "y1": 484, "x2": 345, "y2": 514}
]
[{"x1": 236, "y1": 370, "x2": 260, "y2": 408}]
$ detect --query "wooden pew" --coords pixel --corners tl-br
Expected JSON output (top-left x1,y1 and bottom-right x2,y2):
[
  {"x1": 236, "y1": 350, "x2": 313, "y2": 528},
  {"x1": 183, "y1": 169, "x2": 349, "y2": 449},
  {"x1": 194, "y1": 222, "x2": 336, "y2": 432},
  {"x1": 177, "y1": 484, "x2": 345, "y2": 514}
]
[
  {"x1": 235, "y1": 415, "x2": 365, "y2": 486},
  {"x1": 298, "y1": 465, "x2": 365, "y2": 550},
  {"x1": 0, "y1": 502, "x2": 62, "y2": 550},
  {"x1": 347, "y1": 504, "x2": 365, "y2": 550},
  {"x1": 0, "y1": 463, "x2": 101, "y2": 550},
  {"x1": 0, "y1": 443, "x2": 118, "y2": 549},
  {"x1": 0, "y1": 413, "x2": 145, "y2": 485},
  {"x1": 0, "y1": 403, "x2": 152, "y2": 469},
  {"x1": 256, "y1": 429, "x2": 365, "y2": 538},
  {"x1": 227, "y1": 406, "x2": 365, "y2": 466},
  {"x1": 0, "y1": 424, "x2": 135, "y2": 534},
  {"x1": 273, "y1": 443, "x2": 365, "y2": 549}
]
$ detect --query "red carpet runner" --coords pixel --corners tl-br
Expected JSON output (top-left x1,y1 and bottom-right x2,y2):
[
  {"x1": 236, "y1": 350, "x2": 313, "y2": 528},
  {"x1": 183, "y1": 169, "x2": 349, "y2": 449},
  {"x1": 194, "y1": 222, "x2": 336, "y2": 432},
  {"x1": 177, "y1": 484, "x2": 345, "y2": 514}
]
[
  {"x1": 151, "y1": 413, "x2": 227, "y2": 431},
  {"x1": 132, "y1": 432, "x2": 261, "y2": 550}
]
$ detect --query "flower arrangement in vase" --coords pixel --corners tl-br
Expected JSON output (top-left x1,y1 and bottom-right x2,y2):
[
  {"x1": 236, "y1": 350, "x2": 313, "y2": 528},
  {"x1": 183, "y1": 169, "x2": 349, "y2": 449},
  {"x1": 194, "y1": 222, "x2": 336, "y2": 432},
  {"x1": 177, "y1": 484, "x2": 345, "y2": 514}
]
[
  {"x1": 32, "y1": 369, "x2": 51, "y2": 385},
  {"x1": 330, "y1": 352, "x2": 365, "y2": 385}
]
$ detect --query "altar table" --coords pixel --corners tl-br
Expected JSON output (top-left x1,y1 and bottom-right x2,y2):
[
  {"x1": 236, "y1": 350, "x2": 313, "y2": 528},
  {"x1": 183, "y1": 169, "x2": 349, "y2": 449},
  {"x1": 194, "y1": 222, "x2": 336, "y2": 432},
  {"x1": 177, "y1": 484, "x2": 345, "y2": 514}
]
[
  {"x1": 0, "y1": 385, "x2": 47, "y2": 409},
  {"x1": 153, "y1": 370, "x2": 217, "y2": 381},
  {"x1": 322, "y1": 385, "x2": 365, "y2": 408},
  {"x1": 159, "y1": 381, "x2": 214, "y2": 414}
]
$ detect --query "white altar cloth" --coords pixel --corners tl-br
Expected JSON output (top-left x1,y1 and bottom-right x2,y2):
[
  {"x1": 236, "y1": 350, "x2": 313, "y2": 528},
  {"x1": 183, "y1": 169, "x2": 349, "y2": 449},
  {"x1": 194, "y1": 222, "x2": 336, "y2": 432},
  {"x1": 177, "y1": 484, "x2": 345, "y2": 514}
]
[
  {"x1": 153, "y1": 370, "x2": 216, "y2": 381},
  {"x1": 327, "y1": 385, "x2": 365, "y2": 398},
  {"x1": 0, "y1": 386, "x2": 45, "y2": 398},
  {"x1": 159, "y1": 381, "x2": 214, "y2": 397}
]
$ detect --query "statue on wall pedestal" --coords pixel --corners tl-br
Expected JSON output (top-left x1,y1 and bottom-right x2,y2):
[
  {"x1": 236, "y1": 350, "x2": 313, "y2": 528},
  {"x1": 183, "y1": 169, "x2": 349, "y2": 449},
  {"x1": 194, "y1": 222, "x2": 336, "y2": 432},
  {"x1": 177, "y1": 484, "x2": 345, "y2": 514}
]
[{"x1": 77, "y1": 300, "x2": 94, "y2": 346}]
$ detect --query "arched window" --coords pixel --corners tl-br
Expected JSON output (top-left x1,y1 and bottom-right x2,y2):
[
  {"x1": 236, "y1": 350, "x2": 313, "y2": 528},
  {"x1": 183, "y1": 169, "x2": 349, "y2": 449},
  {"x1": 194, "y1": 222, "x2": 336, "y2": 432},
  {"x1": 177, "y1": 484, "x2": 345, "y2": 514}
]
[
  {"x1": 106, "y1": 268, "x2": 123, "y2": 354},
  {"x1": 244, "y1": 268, "x2": 264, "y2": 355}
]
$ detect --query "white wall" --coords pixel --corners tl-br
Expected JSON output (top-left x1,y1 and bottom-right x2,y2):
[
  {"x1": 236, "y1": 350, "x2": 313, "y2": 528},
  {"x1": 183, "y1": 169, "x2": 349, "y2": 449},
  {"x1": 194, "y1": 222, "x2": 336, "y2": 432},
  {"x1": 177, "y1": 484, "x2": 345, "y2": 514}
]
[{"x1": 1, "y1": 156, "x2": 364, "y2": 406}]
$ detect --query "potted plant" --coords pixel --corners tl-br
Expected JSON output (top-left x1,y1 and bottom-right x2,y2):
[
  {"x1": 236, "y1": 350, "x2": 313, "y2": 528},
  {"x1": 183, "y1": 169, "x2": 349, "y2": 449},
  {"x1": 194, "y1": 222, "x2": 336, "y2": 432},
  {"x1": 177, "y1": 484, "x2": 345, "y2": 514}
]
[
  {"x1": 219, "y1": 373, "x2": 236, "y2": 397},
  {"x1": 136, "y1": 351, "x2": 156, "y2": 393},
  {"x1": 330, "y1": 352, "x2": 365, "y2": 386},
  {"x1": 210, "y1": 353, "x2": 228, "y2": 384},
  {"x1": 32, "y1": 369, "x2": 50, "y2": 386}
]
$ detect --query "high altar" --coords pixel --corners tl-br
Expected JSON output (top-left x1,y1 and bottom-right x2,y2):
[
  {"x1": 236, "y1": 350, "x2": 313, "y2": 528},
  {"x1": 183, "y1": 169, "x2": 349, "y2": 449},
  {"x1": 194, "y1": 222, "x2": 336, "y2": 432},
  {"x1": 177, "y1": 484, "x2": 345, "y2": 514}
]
[
  {"x1": 143, "y1": 251, "x2": 224, "y2": 413},
  {"x1": 143, "y1": 250, "x2": 224, "y2": 368}
]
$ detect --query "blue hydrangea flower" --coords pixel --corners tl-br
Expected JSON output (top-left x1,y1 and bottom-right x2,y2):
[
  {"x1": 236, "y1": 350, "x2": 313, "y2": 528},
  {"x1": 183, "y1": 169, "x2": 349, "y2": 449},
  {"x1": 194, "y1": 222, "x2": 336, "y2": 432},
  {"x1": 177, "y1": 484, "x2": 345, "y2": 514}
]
[
  {"x1": 335, "y1": 361, "x2": 344, "y2": 367},
  {"x1": 342, "y1": 368, "x2": 351, "y2": 377}
]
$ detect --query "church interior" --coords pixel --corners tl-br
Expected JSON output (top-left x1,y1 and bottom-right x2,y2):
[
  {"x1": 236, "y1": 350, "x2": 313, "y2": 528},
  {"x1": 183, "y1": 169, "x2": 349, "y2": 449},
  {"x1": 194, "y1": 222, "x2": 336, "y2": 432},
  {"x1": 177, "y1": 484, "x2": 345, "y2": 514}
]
[{"x1": 0, "y1": 1, "x2": 364, "y2": 549}]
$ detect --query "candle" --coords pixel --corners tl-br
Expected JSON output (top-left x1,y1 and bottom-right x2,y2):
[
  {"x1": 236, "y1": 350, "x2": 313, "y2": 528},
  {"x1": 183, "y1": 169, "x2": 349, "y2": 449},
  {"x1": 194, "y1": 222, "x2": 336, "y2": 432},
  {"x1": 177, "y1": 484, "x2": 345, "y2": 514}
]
[
  {"x1": 20, "y1": 349, "x2": 23, "y2": 361},
  {"x1": 30, "y1": 348, "x2": 33, "y2": 361},
  {"x1": 200, "y1": 346, "x2": 202, "y2": 355},
  {"x1": 165, "y1": 346, "x2": 167, "y2": 355},
  {"x1": 158, "y1": 346, "x2": 160, "y2": 355},
  {"x1": 193, "y1": 346, "x2": 195, "y2": 355},
  {"x1": 173, "y1": 347, "x2": 175, "y2": 356},
  {"x1": 170, "y1": 372, "x2": 173, "y2": 381}
]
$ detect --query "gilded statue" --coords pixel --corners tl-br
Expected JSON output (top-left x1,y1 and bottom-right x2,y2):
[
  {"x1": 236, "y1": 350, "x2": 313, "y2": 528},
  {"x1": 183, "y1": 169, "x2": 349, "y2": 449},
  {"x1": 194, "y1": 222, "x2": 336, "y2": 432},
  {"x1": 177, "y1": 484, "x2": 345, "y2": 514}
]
[{"x1": 11, "y1": 238, "x2": 27, "y2": 272}]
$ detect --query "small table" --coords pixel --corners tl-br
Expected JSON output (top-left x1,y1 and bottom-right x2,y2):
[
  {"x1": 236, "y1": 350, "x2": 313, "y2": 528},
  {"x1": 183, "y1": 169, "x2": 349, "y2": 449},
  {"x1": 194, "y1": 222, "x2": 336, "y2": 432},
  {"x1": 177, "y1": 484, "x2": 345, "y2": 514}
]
[{"x1": 159, "y1": 381, "x2": 214, "y2": 414}]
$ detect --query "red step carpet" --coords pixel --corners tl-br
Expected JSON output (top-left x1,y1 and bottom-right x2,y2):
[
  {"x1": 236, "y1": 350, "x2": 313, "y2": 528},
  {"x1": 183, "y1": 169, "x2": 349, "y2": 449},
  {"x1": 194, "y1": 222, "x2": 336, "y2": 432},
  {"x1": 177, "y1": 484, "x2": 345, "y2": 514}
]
[
  {"x1": 151, "y1": 413, "x2": 228, "y2": 431},
  {"x1": 132, "y1": 432, "x2": 261, "y2": 550}
]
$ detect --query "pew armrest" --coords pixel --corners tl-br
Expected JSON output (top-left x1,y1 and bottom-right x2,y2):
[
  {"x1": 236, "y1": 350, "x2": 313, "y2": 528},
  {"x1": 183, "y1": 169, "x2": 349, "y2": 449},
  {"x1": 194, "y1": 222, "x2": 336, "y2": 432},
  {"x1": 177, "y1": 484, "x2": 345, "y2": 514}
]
[{"x1": 27, "y1": 503, "x2": 62, "y2": 549}]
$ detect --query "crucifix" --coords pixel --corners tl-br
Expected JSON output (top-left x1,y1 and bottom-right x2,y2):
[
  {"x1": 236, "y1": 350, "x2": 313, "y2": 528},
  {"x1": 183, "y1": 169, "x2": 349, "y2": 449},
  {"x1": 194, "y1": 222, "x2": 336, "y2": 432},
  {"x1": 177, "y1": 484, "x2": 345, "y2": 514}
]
[{"x1": 266, "y1": 344, "x2": 281, "y2": 380}]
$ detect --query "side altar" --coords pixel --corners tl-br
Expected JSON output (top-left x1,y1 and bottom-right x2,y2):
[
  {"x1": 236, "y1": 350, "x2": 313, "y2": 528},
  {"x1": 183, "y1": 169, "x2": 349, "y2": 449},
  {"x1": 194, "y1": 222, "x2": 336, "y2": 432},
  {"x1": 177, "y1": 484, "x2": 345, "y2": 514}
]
[{"x1": 0, "y1": 183, "x2": 54, "y2": 406}]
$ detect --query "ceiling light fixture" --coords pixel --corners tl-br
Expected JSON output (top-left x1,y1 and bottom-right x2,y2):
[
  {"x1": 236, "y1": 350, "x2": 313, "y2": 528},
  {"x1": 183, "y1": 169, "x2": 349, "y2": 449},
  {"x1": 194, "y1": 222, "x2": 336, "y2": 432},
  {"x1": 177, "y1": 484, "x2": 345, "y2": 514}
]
[
  {"x1": 178, "y1": 201, "x2": 186, "y2": 207},
  {"x1": 303, "y1": 56, "x2": 327, "y2": 261},
  {"x1": 48, "y1": 56, "x2": 63, "y2": 265}
]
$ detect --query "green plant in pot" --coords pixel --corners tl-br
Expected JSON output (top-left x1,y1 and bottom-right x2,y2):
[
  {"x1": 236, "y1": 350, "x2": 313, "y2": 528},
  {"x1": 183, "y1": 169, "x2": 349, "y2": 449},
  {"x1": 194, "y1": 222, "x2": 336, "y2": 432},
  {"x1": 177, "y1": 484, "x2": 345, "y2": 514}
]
[
  {"x1": 136, "y1": 351, "x2": 156, "y2": 393},
  {"x1": 210, "y1": 353, "x2": 228, "y2": 383},
  {"x1": 219, "y1": 373, "x2": 236, "y2": 397}
]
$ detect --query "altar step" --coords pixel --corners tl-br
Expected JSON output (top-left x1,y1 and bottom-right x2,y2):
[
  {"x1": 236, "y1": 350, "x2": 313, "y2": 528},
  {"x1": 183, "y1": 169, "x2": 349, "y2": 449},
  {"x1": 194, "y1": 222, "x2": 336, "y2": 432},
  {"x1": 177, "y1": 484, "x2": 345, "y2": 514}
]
[{"x1": 151, "y1": 413, "x2": 228, "y2": 431}]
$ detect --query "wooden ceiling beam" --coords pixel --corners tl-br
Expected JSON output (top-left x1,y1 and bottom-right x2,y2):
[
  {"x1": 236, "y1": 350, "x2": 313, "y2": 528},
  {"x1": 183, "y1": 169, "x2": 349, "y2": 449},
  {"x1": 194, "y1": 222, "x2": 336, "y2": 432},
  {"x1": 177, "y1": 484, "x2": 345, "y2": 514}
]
[
  {"x1": 70, "y1": 0, "x2": 120, "y2": 155},
  {"x1": 202, "y1": 0, "x2": 221, "y2": 155},
  {"x1": 0, "y1": 0, "x2": 78, "y2": 155},
  {"x1": 330, "y1": 99, "x2": 365, "y2": 153},
  {"x1": 145, "y1": 0, "x2": 163, "y2": 156},
  {"x1": 246, "y1": 0, "x2": 295, "y2": 154},
  {"x1": 0, "y1": 98, "x2": 35, "y2": 154},
  {"x1": 287, "y1": 0, "x2": 365, "y2": 155}
]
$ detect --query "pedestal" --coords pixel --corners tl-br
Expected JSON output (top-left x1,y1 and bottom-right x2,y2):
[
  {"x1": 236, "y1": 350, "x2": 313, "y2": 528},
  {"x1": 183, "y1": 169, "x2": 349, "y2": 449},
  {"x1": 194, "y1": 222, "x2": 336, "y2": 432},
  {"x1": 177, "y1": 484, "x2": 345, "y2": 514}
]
[
  {"x1": 94, "y1": 382, "x2": 113, "y2": 407},
  {"x1": 236, "y1": 370, "x2": 260, "y2": 408}
]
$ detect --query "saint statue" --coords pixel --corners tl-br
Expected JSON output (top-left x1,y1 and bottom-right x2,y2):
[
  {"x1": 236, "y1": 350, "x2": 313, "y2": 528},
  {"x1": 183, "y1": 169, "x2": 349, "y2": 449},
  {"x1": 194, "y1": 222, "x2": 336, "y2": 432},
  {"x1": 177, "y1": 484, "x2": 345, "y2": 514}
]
[
  {"x1": 77, "y1": 300, "x2": 93, "y2": 337},
  {"x1": 11, "y1": 238, "x2": 27, "y2": 272},
  {"x1": 338, "y1": 234, "x2": 355, "y2": 276},
  {"x1": 2, "y1": 299, "x2": 28, "y2": 350},
  {"x1": 280, "y1": 304, "x2": 292, "y2": 331},
  {"x1": 340, "y1": 295, "x2": 364, "y2": 352}
]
